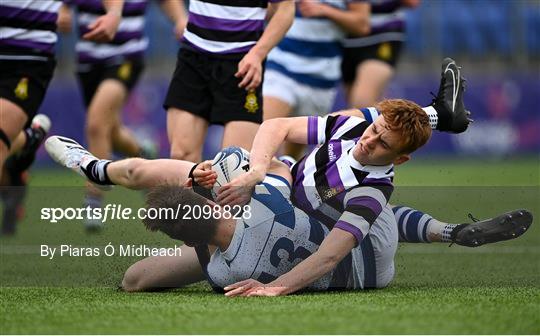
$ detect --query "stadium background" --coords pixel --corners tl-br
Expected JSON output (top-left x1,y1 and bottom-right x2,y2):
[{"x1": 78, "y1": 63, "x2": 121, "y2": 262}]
[{"x1": 1, "y1": 1, "x2": 539, "y2": 334}]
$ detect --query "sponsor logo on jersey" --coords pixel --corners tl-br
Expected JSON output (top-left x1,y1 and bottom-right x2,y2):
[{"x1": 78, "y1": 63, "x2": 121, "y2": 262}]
[
  {"x1": 328, "y1": 143, "x2": 337, "y2": 161},
  {"x1": 322, "y1": 186, "x2": 344, "y2": 201}
]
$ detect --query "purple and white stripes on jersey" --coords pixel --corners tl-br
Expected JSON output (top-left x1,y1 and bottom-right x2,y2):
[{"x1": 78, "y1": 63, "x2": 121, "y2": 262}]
[
  {"x1": 182, "y1": 0, "x2": 284, "y2": 57},
  {"x1": 290, "y1": 113, "x2": 394, "y2": 245},
  {"x1": 343, "y1": 0, "x2": 407, "y2": 48},
  {"x1": 0, "y1": 0, "x2": 61, "y2": 61},
  {"x1": 66, "y1": 0, "x2": 152, "y2": 64}
]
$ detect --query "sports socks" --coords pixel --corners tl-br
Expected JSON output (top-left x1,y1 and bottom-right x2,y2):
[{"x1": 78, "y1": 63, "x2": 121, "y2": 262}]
[
  {"x1": 81, "y1": 159, "x2": 114, "y2": 185},
  {"x1": 422, "y1": 106, "x2": 439, "y2": 130},
  {"x1": 392, "y1": 206, "x2": 458, "y2": 243}
]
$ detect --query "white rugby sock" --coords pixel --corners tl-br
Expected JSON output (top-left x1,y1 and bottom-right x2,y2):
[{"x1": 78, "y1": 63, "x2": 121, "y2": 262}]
[
  {"x1": 423, "y1": 106, "x2": 438, "y2": 129},
  {"x1": 427, "y1": 221, "x2": 458, "y2": 243}
]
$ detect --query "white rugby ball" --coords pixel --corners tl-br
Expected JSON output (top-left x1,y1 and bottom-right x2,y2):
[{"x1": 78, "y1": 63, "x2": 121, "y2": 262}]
[{"x1": 211, "y1": 146, "x2": 250, "y2": 189}]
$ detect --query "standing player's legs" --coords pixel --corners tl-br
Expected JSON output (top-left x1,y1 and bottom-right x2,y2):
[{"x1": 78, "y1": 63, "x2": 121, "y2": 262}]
[
  {"x1": 110, "y1": 122, "x2": 143, "y2": 157},
  {"x1": 85, "y1": 79, "x2": 127, "y2": 163},
  {"x1": 164, "y1": 49, "x2": 214, "y2": 162},
  {"x1": 0, "y1": 100, "x2": 28, "y2": 180},
  {"x1": 167, "y1": 108, "x2": 209, "y2": 162},
  {"x1": 341, "y1": 42, "x2": 402, "y2": 108},
  {"x1": 78, "y1": 61, "x2": 145, "y2": 230},
  {"x1": 346, "y1": 59, "x2": 394, "y2": 108},
  {"x1": 83, "y1": 79, "x2": 129, "y2": 229},
  {"x1": 1, "y1": 59, "x2": 55, "y2": 235},
  {"x1": 221, "y1": 121, "x2": 259, "y2": 150}
]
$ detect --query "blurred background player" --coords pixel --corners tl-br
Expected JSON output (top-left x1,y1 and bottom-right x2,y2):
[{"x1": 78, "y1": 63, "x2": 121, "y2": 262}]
[
  {"x1": 164, "y1": 0, "x2": 295, "y2": 163},
  {"x1": 341, "y1": 0, "x2": 420, "y2": 108},
  {"x1": 0, "y1": 0, "x2": 123, "y2": 235},
  {"x1": 263, "y1": 0, "x2": 370, "y2": 158},
  {"x1": 58, "y1": 0, "x2": 187, "y2": 231}
]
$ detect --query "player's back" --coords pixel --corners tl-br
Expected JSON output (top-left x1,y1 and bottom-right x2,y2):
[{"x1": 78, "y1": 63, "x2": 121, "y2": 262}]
[{"x1": 207, "y1": 174, "x2": 334, "y2": 290}]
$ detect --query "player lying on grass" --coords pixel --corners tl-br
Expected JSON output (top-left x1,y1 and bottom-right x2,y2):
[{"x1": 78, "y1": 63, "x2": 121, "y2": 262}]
[
  {"x1": 140, "y1": 174, "x2": 400, "y2": 292},
  {"x1": 45, "y1": 137, "x2": 532, "y2": 294}
]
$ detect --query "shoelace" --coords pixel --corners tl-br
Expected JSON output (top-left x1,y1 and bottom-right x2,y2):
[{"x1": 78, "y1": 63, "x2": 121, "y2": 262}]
[
  {"x1": 449, "y1": 213, "x2": 479, "y2": 247},
  {"x1": 467, "y1": 213, "x2": 479, "y2": 222}
]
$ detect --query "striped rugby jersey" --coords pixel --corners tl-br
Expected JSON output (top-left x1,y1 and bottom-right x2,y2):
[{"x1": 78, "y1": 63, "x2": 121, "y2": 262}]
[
  {"x1": 0, "y1": 0, "x2": 62, "y2": 61},
  {"x1": 182, "y1": 0, "x2": 285, "y2": 58},
  {"x1": 290, "y1": 108, "x2": 394, "y2": 245},
  {"x1": 207, "y1": 174, "x2": 364, "y2": 290},
  {"x1": 343, "y1": 0, "x2": 407, "y2": 48},
  {"x1": 266, "y1": 0, "x2": 365, "y2": 89},
  {"x1": 66, "y1": 0, "x2": 153, "y2": 64}
]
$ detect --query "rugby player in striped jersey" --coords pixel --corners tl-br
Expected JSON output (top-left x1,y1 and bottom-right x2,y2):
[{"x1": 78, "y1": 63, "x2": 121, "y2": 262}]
[{"x1": 0, "y1": 0, "x2": 123, "y2": 235}]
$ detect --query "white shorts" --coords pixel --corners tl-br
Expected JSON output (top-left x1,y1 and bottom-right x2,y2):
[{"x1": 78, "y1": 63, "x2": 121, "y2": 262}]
[
  {"x1": 350, "y1": 205, "x2": 398, "y2": 289},
  {"x1": 263, "y1": 69, "x2": 337, "y2": 117}
]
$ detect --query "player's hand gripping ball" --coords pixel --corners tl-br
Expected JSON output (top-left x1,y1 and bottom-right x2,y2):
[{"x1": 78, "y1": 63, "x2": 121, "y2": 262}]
[{"x1": 210, "y1": 146, "x2": 250, "y2": 199}]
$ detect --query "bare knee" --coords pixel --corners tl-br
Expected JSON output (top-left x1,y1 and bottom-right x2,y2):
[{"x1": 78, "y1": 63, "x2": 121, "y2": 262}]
[
  {"x1": 121, "y1": 264, "x2": 146, "y2": 292},
  {"x1": 86, "y1": 120, "x2": 111, "y2": 140},
  {"x1": 169, "y1": 144, "x2": 201, "y2": 162}
]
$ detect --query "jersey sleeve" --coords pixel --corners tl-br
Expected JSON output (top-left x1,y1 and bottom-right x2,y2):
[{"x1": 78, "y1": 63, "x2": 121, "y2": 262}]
[
  {"x1": 307, "y1": 115, "x2": 362, "y2": 145},
  {"x1": 334, "y1": 184, "x2": 393, "y2": 245},
  {"x1": 358, "y1": 107, "x2": 380, "y2": 125}
]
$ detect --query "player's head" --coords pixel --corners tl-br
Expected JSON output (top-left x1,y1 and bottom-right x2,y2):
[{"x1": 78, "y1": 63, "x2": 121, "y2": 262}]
[
  {"x1": 354, "y1": 99, "x2": 432, "y2": 166},
  {"x1": 143, "y1": 185, "x2": 218, "y2": 246}
]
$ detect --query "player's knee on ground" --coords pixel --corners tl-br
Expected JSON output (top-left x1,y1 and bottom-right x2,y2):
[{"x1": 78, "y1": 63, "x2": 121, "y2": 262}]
[{"x1": 121, "y1": 263, "x2": 145, "y2": 292}]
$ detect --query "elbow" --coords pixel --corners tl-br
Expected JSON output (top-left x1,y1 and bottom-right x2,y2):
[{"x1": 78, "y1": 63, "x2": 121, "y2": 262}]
[{"x1": 261, "y1": 117, "x2": 286, "y2": 131}]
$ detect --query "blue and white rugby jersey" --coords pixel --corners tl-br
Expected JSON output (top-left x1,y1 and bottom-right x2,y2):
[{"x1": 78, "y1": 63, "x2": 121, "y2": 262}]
[
  {"x1": 182, "y1": 0, "x2": 285, "y2": 58},
  {"x1": 266, "y1": 0, "x2": 365, "y2": 89},
  {"x1": 207, "y1": 174, "x2": 357, "y2": 290},
  {"x1": 290, "y1": 108, "x2": 394, "y2": 245},
  {"x1": 0, "y1": 0, "x2": 62, "y2": 61},
  {"x1": 343, "y1": 0, "x2": 407, "y2": 48},
  {"x1": 66, "y1": 0, "x2": 153, "y2": 64}
]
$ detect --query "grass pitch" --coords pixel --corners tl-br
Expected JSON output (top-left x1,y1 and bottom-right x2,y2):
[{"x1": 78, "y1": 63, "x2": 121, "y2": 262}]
[{"x1": 1, "y1": 157, "x2": 539, "y2": 334}]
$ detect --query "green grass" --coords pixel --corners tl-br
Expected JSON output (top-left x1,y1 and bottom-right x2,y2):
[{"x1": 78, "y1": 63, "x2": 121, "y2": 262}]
[{"x1": 1, "y1": 158, "x2": 539, "y2": 334}]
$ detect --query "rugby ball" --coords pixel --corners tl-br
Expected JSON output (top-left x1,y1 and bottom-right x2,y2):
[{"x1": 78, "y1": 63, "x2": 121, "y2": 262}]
[{"x1": 211, "y1": 146, "x2": 250, "y2": 189}]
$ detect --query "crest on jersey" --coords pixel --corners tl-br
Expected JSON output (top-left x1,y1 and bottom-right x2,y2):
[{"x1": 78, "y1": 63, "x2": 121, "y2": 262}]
[
  {"x1": 322, "y1": 186, "x2": 344, "y2": 200},
  {"x1": 244, "y1": 90, "x2": 258, "y2": 113},
  {"x1": 118, "y1": 62, "x2": 132, "y2": 80},
  {"x1": 14, "y1": 78, "x2": 29, "y2": 100},
  {"x1": 377, "y1": 42, "x2": 392, "y2": 61}
]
